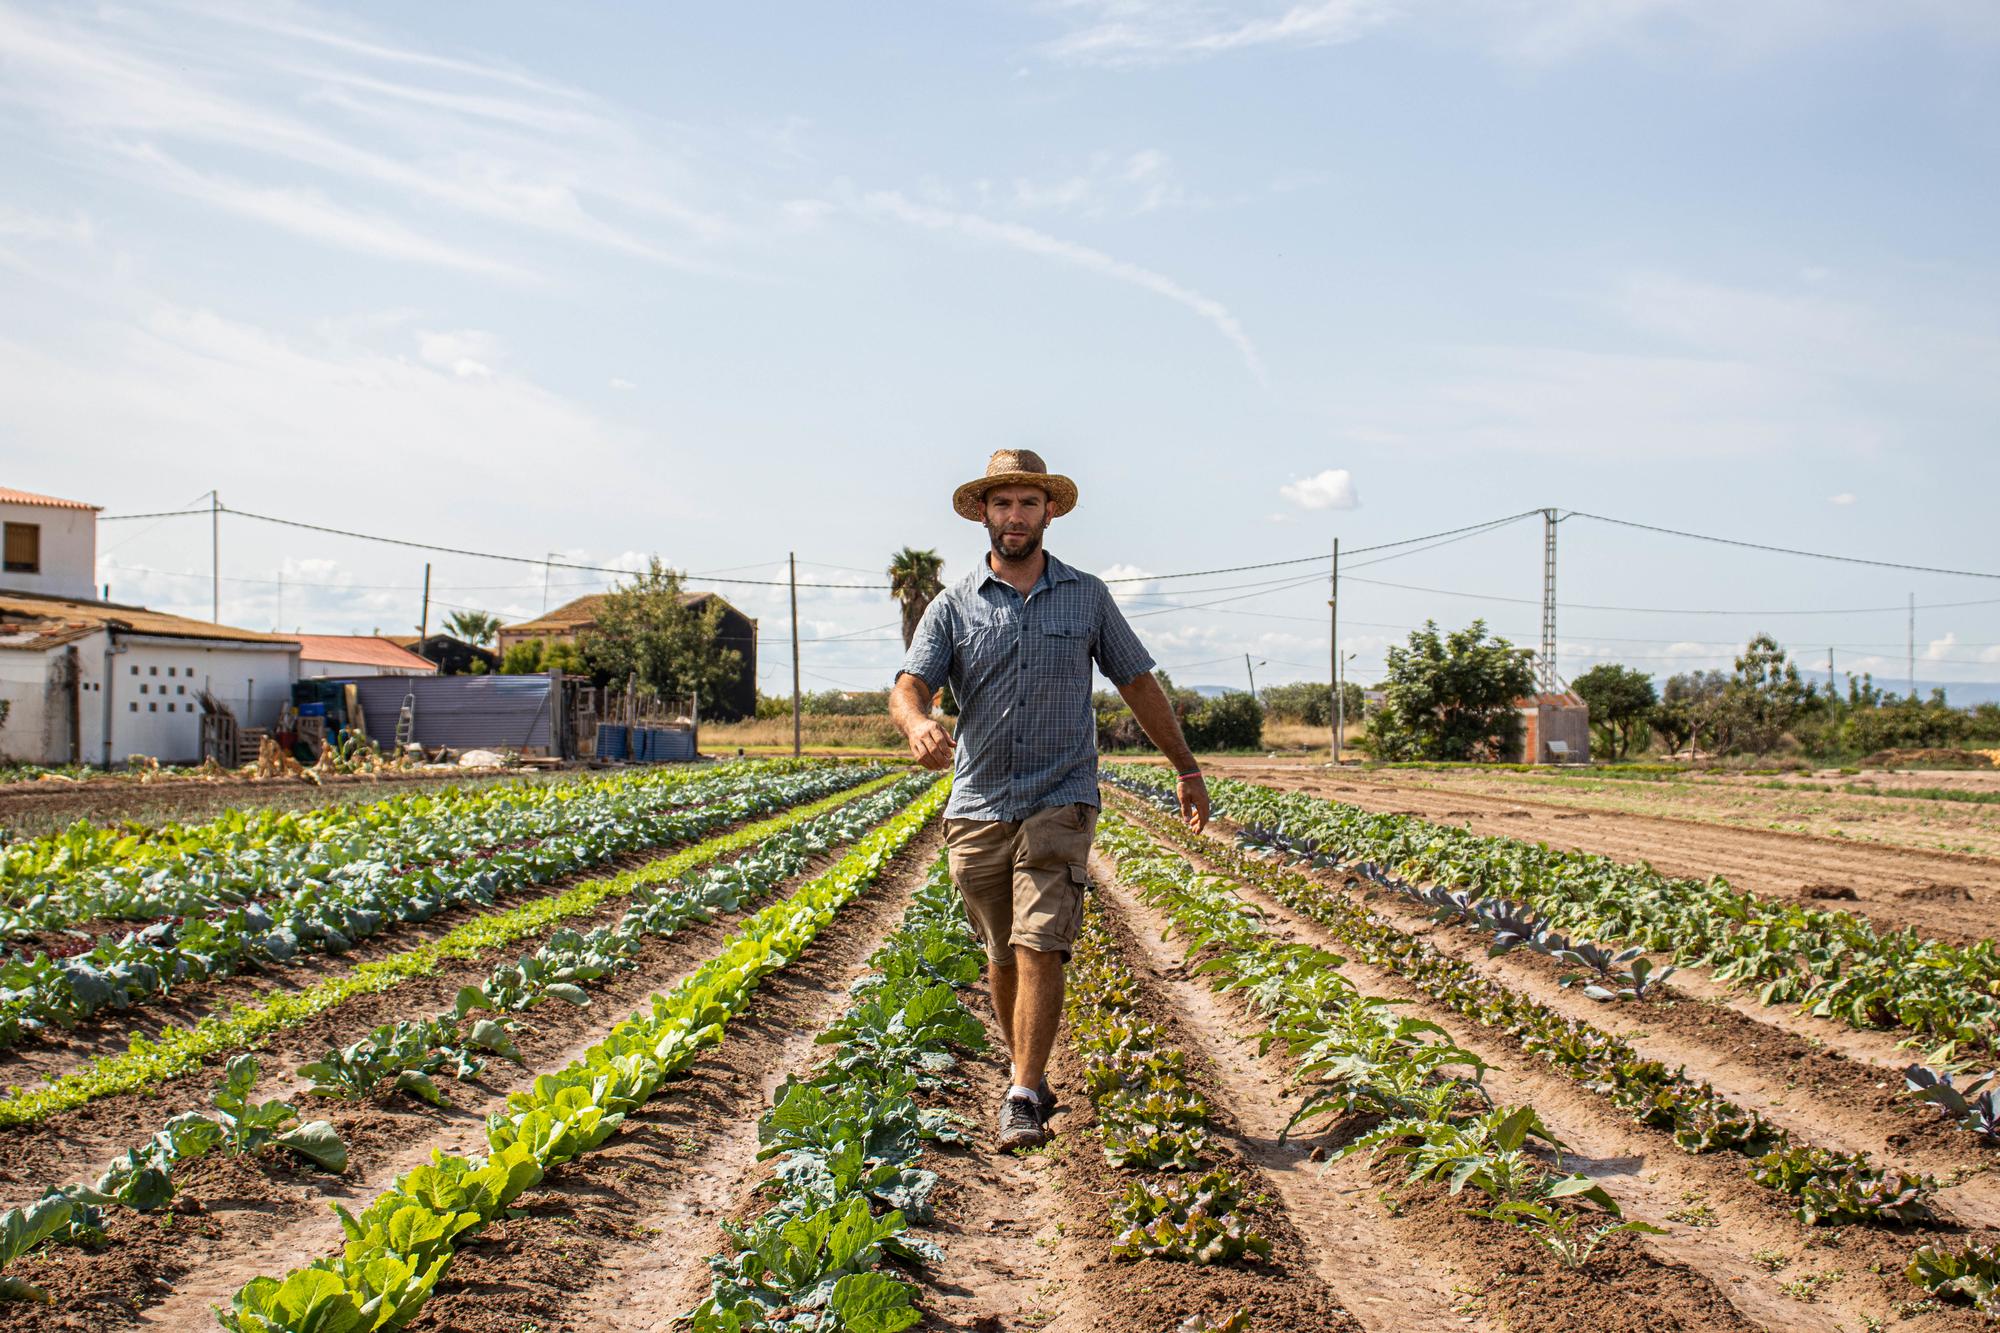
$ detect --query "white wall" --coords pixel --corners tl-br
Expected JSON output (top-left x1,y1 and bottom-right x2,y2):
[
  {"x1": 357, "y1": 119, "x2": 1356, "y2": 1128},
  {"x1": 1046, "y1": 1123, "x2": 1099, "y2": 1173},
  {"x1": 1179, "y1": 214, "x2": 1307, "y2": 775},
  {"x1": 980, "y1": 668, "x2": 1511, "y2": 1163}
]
[
  {"x1": 299, "y1": 659, "x2": 429, "y2": 678},
  {"x1": 106, "y1": 636, "x2": 296, "y2": 764},
  {"x1": 0, "y1": 630, "x2": 109, "y2": 765},
  {"x1": 0, "y1": 501, "x2": 97, "y2": 601}
]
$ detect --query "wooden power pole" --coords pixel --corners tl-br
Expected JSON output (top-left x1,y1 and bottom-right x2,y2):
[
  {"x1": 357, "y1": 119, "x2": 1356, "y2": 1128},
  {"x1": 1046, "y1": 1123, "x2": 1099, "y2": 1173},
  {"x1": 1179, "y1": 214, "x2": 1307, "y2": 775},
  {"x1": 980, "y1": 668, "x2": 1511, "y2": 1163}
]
[{"x1": 789, "y1": 552, "x2": 802, "y2": 758}]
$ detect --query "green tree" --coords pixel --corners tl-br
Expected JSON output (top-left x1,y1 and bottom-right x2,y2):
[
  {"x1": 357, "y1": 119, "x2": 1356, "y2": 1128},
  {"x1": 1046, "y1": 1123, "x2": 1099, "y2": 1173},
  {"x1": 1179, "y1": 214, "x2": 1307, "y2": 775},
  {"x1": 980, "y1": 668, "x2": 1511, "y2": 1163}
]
[
  {"x1": 499, "y1": 638, "x2": 546, "y2": 674},
  {"x1": 1721, "y1": 633, "x2": 1813, "y2": 755},
  {"x1": 579, "y1": 558, "x2": 743, "y2": 710},
  {"x1": 1571, "y1": 663, "x2": 1657, "y2": 760},
  {"x1": 444, "y1": 609, "x2": 501, "y2": 646},
  {"x1": 1655, "y1": 669, "x2": 1727, "y2": 758},
  {"x1": 1364, "y1": 620, "x2": 1535, "y2": 761},
  {"x1": 888, "y1": 547, "x2": 947, "y2": 651}
]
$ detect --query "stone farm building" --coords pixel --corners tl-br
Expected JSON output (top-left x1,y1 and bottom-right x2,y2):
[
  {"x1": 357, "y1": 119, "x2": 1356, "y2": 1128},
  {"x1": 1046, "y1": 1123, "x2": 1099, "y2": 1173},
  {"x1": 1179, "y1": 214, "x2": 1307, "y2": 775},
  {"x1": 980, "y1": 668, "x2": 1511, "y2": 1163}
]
[{"x1": 498, "y1": 593, "x2": 758, "y2": 720}]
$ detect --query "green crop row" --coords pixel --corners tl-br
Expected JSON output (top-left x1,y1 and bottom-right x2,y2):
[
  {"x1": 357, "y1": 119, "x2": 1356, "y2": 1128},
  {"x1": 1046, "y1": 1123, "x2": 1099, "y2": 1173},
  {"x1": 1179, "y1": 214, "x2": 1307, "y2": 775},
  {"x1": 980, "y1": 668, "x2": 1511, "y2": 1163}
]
[
  {"x1": 689, "y1": 851, "x2": 987, "y2": 1331},
  {"x1": 1115, "y1": 766, "x2": 2000, "y2": 1059},
  {"x1": 1065, "y1": 889, "x2": 1269, "y2": 1266},
  {"x1": 1106, "y1": 787, "x2": 1941, "y2": 1231},
  {"x1": 0, "y1": 772, "x2": 906, "y2": 1128},
  {"x1": 214, "y1": 777, "x2": 946, "y2": 1332},
  {"x1": 1095, "y1": 811, "x2": 1659, "y2": 1273}
]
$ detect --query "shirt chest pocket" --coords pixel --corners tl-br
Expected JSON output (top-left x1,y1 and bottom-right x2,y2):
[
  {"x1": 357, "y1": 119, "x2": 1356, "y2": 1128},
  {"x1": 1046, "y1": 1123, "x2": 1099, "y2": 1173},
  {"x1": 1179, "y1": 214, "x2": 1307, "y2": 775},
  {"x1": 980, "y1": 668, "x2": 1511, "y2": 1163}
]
[{"x1": 1030, "y1": 623, "x2": 1090, "y2": 684}]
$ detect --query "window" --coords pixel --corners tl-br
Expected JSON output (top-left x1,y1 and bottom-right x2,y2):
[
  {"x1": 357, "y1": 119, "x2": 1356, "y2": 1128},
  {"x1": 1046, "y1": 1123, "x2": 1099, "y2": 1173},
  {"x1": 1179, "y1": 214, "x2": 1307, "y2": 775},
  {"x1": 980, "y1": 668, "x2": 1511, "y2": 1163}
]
[
  {"x1": 148, "y1": 702, "x2": 157, "y2": 712},
  {"x1": 167, "y1": 667, "x2": 176, "y2": 677},
  {"x1": 131, "y1": 665, "x2": 139, "y2": 676},
  {"x1": 2, "y1": 523, "x2": 39, "y2": 574},
  {"x1": 129, "y1": 702, "x2": 137, "y2": 712},
  {"x1": 139, "y1": 683, "x2": 147, "y2": 694},
  {"x1": 177, "y1": 685, "x2": 186, "y2": 695},
  {"x1": 166, "y1": 702, "x2": 174, "y2": 712}
]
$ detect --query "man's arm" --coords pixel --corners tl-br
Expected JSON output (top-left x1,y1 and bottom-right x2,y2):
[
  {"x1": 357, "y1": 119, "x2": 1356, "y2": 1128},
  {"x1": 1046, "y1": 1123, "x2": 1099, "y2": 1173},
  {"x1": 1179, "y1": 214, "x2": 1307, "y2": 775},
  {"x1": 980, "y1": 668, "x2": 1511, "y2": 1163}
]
[
  {"x1": 890, "y1": 673, "x2": 955, "y2": 771},
  {"x1": 1115, "y1": 671, "x2": 1209, "y2": 832}
]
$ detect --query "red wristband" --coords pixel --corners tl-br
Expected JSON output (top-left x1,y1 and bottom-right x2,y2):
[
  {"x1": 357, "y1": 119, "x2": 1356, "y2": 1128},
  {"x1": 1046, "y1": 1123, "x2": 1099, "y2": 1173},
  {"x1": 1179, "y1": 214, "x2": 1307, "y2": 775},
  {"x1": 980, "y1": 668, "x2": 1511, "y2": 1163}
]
[{"x1": 1177, "y1": 770, "x2": 1203, "y2": 780}]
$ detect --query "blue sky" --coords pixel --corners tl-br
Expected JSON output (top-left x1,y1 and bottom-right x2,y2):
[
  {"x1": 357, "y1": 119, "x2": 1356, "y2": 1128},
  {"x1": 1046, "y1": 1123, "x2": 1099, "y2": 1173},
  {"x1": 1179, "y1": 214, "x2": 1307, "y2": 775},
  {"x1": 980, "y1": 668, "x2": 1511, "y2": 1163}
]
[{"x1": 3, "y1": 0, "x2": 1998, "y2": 697}]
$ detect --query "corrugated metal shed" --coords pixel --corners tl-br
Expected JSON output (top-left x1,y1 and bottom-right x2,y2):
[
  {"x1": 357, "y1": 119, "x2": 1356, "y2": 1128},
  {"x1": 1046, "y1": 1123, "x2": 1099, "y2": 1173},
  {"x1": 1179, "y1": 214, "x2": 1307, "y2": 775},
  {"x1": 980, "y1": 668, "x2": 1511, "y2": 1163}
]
[{"x1": 338, "y1": 675, "x2": 554, "y2": 753}]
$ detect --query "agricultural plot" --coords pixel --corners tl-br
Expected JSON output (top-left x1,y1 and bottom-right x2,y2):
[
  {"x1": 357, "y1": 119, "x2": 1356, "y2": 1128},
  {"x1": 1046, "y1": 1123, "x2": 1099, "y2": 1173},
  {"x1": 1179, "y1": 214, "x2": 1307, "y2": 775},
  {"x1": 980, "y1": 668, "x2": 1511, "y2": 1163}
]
[{"x1": 2, "y1": 754, "x2": 1996, "y2": 1331}]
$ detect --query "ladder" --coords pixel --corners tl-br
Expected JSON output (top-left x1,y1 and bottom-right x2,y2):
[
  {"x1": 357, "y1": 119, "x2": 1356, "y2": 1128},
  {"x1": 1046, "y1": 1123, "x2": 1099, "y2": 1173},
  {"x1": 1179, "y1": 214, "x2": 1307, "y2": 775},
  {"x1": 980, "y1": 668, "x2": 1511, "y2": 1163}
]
[{"x1": 394, "y1": 694, "x2": 417, "y2": 752}]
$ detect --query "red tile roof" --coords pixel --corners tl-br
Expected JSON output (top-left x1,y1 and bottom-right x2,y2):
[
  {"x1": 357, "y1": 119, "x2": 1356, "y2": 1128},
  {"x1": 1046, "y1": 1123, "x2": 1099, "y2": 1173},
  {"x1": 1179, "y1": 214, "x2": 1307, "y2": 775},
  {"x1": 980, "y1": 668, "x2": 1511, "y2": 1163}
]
[
  {"x1": 0, "y1": 487, "x2": 99, "y2": 511},
  {"x1": 294, "y1": 634, "x2": 439, "y2": 672}
]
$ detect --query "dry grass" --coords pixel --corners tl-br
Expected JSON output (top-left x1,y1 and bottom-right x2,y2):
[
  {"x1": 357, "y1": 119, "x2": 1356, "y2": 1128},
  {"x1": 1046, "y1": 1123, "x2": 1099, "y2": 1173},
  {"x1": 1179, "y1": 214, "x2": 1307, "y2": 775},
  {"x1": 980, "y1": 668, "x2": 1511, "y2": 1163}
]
[{"x1": 702, "y1": 715, "x2": 942, "y2": 752}]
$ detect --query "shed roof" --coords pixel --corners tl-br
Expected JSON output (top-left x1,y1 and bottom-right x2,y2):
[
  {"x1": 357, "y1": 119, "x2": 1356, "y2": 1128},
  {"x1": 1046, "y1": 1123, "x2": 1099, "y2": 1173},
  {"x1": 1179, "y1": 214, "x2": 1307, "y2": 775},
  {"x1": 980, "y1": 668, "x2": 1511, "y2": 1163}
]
[
  {"x1": 0, "y1": 487, "x2": 99, "y2": 511},
  {"x1": 0, "y1": 590, "x2": 299, "y2": 651},
  {"x1": 294, "y1": 635, "x2": 440, "y2": 672}
]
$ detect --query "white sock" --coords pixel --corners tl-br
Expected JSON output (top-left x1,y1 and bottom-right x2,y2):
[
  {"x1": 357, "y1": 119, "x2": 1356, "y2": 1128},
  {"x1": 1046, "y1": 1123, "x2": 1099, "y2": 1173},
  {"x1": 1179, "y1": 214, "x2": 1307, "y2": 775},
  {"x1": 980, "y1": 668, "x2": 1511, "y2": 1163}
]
[{"x1": 1008, "y1": 1083, "x2": 1040, "y2": 1103}]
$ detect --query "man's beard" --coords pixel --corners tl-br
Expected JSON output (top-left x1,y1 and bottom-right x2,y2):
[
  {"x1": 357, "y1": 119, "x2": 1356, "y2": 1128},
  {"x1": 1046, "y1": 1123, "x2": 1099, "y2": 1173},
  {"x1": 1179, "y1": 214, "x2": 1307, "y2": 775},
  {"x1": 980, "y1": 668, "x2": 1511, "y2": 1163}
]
[{"x1": 986, "y1": 517, "x2": 1047, "y2": 565}]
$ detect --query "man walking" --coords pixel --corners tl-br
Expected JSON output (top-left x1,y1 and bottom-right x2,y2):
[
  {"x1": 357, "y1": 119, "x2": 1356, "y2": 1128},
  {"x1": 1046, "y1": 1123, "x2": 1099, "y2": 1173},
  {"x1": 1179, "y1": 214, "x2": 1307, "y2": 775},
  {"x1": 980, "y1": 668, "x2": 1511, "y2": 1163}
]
[{"x1": 890, "y1": 450, "x2": 1210, "y2": 1151}]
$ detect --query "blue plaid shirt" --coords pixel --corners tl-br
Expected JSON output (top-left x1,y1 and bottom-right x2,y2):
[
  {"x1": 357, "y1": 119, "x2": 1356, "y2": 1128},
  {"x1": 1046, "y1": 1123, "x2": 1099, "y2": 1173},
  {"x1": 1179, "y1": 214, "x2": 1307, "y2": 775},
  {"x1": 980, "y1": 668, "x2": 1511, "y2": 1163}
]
[{"x1": 898, "y1": 551, "x2": 1156, "y2": 821}]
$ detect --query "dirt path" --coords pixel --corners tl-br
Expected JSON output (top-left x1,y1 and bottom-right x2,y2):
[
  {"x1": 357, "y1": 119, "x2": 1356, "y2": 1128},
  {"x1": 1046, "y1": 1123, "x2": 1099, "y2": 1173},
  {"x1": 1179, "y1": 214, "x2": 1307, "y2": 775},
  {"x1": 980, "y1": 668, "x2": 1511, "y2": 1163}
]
[
  {"x1": 1103, "y1": 801, "x2": 1995, "y2": 1333},
  {"x1": 1205, "y1": 760, "x2": 2000, "y2": 945}
]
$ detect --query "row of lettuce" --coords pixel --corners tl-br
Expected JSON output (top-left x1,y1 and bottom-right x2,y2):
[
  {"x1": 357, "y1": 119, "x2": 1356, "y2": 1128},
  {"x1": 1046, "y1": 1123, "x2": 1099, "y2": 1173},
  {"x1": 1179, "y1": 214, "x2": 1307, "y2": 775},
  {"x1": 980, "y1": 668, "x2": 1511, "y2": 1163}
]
[
  {"x1": 689, "y1": 851, "x2": 986, "y2": 1331},
  {"x1": 210, "y1": 777, "x2": 947, "y2": 1331},
  {"x1": 0, "y1": 762, "x2": 885, "y2": 1051},
  {"x1": 0, "y1": 771, "x2": 905, "y2": 1128},
  {"x1": 1108, "y1": 774, "x2": 2000, "y2": 1318},
  {"x1": 0, "y1": 773, "x2": 940, "y2": 1303}
]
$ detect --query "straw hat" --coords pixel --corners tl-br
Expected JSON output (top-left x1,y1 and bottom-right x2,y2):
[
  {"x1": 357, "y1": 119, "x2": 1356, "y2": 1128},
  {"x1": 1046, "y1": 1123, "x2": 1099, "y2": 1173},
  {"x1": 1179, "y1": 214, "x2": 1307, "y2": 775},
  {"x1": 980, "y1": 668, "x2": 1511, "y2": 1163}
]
[{"x1": 952, "y1": 449, "x2": 1079, "y2": 522}]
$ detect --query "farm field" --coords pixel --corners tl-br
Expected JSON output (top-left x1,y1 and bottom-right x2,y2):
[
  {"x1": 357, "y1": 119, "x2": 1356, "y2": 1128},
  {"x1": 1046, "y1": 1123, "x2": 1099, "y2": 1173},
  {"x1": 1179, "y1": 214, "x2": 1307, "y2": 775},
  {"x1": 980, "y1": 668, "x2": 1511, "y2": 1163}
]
[
  {"x1": 1, "y1": 757, "x2": 1996, "y2": 1331},
  {"x1": 1199, "y1": 755, "x2": 2000, "y2": 945}
]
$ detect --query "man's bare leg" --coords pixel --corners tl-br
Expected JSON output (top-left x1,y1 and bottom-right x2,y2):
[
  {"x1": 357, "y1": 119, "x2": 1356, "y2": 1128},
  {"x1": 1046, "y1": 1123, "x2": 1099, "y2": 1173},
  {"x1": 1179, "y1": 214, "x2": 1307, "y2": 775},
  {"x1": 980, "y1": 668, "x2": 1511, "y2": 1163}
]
[
  {"x1": 989, "y1": 959, "x2": 1020, "y2": 1058},
  {"x1": 1007, "y1": 946, "x2": 1065, "y2": 1090}
]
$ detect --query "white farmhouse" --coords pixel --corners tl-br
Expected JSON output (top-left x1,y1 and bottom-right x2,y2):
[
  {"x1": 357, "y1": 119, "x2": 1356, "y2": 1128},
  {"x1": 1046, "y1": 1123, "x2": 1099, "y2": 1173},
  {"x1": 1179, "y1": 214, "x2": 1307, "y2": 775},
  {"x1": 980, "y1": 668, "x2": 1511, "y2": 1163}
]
[{"x1": 0, "y1": 487, "x2": 300, "y2": 766}]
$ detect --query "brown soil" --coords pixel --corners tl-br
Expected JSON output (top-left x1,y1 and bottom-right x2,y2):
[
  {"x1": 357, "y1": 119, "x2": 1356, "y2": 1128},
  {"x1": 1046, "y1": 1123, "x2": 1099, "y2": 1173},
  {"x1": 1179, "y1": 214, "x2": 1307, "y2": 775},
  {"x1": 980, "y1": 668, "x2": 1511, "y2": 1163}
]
[
  {"x1": 1202, "y1": 758, "x2": 2000, "y2": 945},
  {"x1": 1103, "y1": 795, "x2": 1998, "y2": 1332}
]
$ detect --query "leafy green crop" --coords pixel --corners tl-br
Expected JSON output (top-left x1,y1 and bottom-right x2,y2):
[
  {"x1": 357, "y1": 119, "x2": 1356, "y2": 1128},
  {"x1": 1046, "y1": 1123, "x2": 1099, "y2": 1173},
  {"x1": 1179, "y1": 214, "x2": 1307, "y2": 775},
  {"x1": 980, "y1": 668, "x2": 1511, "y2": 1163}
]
[
  {"x1": 218, "y1": 778, "x2": 948, "y2": 1333},
  {"x1": 1907, "y1": 1241, "x2": 2000, "y2": 1317}
]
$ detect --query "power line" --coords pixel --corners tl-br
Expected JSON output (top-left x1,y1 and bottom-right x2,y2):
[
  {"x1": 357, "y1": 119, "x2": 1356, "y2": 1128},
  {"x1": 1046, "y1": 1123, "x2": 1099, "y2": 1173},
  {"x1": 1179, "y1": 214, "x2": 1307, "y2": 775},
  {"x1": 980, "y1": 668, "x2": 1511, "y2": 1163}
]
[
  {"x1": 1564, "y1": 510, "x2": 2000, "y2": 581},
  {"x1": 1098, "y1": 510, "x2": 1541, "y2": 583}
]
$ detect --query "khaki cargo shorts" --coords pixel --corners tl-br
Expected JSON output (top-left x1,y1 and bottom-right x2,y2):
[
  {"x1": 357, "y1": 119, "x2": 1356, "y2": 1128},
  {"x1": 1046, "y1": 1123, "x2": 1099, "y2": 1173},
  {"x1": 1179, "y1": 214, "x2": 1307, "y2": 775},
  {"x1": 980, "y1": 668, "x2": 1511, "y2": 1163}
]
[{"x1": 944, "y1": 802, "x2": 1098, "y2": 966}]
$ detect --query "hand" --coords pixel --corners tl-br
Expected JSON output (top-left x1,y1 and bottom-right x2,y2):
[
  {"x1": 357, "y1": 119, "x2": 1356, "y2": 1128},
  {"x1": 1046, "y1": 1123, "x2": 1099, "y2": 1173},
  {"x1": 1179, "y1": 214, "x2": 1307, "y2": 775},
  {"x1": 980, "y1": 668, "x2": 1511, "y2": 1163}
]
[
  {"x1": 908, "y1": 719, "x2": 956, "y2": 771},
  {"x1": 1176, "y1": 772, "x2": 1209, "y2": 833}
]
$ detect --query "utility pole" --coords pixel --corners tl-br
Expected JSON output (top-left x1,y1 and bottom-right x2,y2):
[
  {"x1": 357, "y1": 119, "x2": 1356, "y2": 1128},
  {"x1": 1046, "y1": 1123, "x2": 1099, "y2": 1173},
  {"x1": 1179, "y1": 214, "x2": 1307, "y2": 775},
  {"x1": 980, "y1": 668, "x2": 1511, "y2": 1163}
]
[
  {"x1": 210, "y1": 490, "x2": 221, "y2": 623},
  {"x1": 789, "y1": 552, "x2": 802, "y2": 758},
  {"x1": 1827, "y1": 647, "x2": 1835, "y2": 697},
  {"x1": 543, "y1": 553, "x2": 558, "y2": 613},
  {"x1": 276, "y1": 571, "x2": 284, "y2": 633},
  {"x1": 418, "y1": 562, "x2": 431, "y2": 640},
  {"x1": 1329, "y1": 537, "x2": 1340, "y2": 765},
  {"x1": 1539, "y1": 508, "x2": 1558, "y2": 692},
  {"x1": 1244, "y1": 653, "x2": 1259, "y2": 698},
  {"x1": 1908, "y1": 591, "x2": 1916, "y2": 699}
]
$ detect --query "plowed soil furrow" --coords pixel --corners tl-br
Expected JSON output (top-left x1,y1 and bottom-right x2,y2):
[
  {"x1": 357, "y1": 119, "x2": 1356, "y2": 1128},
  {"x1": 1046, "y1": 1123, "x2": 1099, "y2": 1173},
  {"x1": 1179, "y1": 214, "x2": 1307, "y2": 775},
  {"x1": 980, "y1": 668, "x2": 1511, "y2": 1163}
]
[
  {"x1": 1031, "y1": 903, "x2": 1365, "y2": 1333},
  {"x1": 1240, "y1": 830, "x2": 2000, "y2": 1210},
  {"x1": 411, "y1": 828, "x2": 944, "y2": 1333},
  {"x1": 1083, "y1": 860, "x2": 1486, "y2": 1332},
  {"x1": 1209, "y1": 761, "x2": 1999, "y2": 945},
  {"x1": 1107, "y1": 802, "x2": 1995, "y2": 1333},
  {"x1": 0, "y1": 826, "x2": 918, "y2": 1332}
]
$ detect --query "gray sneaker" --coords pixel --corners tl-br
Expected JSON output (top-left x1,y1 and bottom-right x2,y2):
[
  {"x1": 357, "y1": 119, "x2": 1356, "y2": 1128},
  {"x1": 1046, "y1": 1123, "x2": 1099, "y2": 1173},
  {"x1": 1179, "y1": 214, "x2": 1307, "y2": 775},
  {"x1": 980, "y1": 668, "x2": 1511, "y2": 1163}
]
[{"x1": 998, "y1": 1093, "x2": 1051, "y2": 1151}]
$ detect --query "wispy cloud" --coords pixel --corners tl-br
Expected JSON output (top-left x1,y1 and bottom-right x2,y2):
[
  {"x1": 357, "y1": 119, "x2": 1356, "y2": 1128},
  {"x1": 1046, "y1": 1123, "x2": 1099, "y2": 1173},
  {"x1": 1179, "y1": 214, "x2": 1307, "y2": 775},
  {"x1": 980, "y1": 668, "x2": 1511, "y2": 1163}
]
[
  {"x1": 1828, "y1": 491, "x2": 1857, "y2": 505},
  {"x1": 0, "y1": 1, "x2": 732, "y2": 277},
  {"x1": 860, "y1": 190, "x2": 1266, "y2": 382},
  {"x1": 1045, "y1": 0, "x2": 1396, "y2": 68}
]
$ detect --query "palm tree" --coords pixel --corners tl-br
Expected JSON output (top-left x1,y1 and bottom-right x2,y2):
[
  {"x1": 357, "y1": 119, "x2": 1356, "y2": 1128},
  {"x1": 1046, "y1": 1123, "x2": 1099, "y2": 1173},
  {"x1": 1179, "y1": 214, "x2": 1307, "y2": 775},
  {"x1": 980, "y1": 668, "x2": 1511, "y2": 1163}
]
[
  {"x1": 887, "y1": 547, "x2": 946, "y2": 650},
  {"x1": 445, "y1": 609, "x2": 502, "y2": 646}
]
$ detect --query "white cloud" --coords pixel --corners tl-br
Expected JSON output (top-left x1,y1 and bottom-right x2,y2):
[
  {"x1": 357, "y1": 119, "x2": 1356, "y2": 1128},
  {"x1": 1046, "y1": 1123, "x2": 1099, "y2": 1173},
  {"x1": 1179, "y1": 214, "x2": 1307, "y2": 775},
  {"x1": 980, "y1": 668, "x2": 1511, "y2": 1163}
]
[
  {"x1": 1005, "y1": 150, "x2": 1190, "y2": 217},
  {"x1": 608, "y1": 376, "x2": 636, "y2": 390},
  {"x1": 1098, "y1": 562, "x2": 1157, "y2": 603},
  {"x1": 419, "y1": 330, "x2": 502, "y2": 378},
  {"x1": 860, "y1": 190, "x2": 1265, "y2": 382},
  {"x1": 1925, "y1": 631, "x2": 1959, "y2": 662},
  {"x1": 1828, "y1": 492, "x2": 1856, "y2": 505},
  {"x1": 1279, "y1": 468, "x2": 1359, "y2": 510}
]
